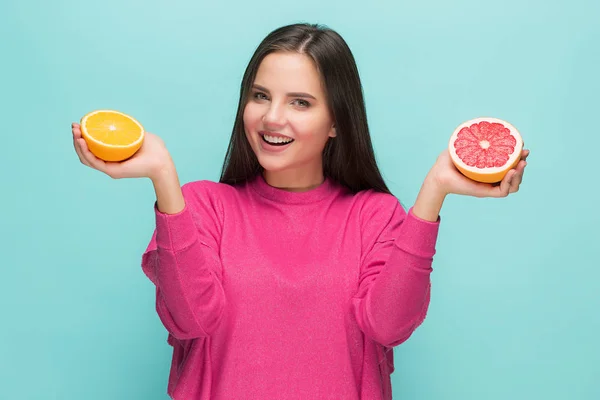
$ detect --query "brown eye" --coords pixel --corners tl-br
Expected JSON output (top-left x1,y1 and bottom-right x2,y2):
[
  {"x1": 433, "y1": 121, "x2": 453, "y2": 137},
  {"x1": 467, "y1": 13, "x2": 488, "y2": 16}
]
[
  {"x1": 253, "y1": 92, "x2": 269, "y2": 101},
  {"x1": 293, "y1": 99, "x2": 310, "y2": 108}
]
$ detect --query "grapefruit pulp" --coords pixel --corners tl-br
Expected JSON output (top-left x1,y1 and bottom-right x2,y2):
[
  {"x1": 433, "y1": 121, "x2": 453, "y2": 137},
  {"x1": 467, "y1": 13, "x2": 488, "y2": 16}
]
[
  {"x1": 80, "y1": 109, "x2": 145, "y2": 162},
  {"x1": 448, "y1": 117, "x2": 523, "y2": 183}
]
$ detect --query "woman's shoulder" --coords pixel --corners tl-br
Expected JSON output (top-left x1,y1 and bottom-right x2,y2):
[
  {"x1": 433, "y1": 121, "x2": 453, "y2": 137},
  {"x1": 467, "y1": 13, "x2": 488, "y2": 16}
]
[
  {"x1": 179, "y1": 179, "x2": 242, "y2": 214},
  {"x1": 184, "y1": 177, "x2": 250, "y2": 194},
  {"x1": 182, "y1": 179, "x2": 236, "y2": 196},
  {"x1": 351, "y1": 187, "x2": 405, "y2": 215},
  {"x1": 349, "y1": 188, "x2": 407, "y2": 238}
]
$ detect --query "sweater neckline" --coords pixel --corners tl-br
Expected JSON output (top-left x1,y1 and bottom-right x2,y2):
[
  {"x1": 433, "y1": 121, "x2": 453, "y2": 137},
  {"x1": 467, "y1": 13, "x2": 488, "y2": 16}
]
[{"x1": 250, "y1": 173, "x2": 335, "y2": 204}]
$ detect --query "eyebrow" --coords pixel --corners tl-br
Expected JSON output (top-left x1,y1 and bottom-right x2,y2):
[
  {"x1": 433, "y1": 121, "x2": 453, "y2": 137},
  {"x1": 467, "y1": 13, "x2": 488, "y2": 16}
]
[{"x1": 252, "y1": 84, "x2": 317, "y2": 100}]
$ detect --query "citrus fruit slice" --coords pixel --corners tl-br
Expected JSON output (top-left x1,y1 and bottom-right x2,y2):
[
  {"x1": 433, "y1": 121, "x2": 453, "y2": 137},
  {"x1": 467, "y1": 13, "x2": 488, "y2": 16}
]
[
  {"x1": 80, "y1": 109, "x2": 145, "y2": 162},
  {"x1": 448, "y1": 117, "x2": 523, "y2": 183}
]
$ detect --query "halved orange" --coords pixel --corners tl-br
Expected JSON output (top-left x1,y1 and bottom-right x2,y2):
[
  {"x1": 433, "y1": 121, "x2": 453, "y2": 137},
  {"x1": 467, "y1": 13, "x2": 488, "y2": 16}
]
[
  {"x1": 448, "y1": 117, "x2": 524, "y2": 183},
  {"x1": 80, "y1": 109, "x2": 145, "y2": 162}
]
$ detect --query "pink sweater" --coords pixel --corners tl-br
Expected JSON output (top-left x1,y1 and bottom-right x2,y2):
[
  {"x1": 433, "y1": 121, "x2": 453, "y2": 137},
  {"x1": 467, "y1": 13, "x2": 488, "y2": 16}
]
[{"x1": 141, "y1": 174, "x2": 440, "y2": 399}]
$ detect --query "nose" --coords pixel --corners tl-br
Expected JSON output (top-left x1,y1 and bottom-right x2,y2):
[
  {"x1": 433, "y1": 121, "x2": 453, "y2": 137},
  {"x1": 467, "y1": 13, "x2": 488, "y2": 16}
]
[{"x1": 262, "y1": 103, "x2": 286, "y2": 129}]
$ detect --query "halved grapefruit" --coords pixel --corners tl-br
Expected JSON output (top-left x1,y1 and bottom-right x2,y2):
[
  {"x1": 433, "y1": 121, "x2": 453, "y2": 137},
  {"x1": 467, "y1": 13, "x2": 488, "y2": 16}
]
[
  {"x1": 80, "y1": 109, "x2": 145, "y2": 162},
  {"x1": 448, "y1": 117, "x2": 523, "y2": 183}
]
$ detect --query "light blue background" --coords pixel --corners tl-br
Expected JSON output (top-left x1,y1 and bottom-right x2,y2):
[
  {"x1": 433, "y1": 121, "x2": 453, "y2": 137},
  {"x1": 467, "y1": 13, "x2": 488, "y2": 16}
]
[{"x1": 1, "y1": 0, "x2": 598, "y2": 399}]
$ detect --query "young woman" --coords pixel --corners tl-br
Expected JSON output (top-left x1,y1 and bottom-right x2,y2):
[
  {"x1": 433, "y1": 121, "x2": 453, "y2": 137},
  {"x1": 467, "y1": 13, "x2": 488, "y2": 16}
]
[{"x1": 72, "y1": 23, "x2": 528, "y2": 400}]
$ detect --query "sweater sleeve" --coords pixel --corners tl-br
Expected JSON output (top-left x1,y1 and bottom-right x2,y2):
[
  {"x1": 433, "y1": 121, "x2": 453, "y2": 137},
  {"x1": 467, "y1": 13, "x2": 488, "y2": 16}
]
[
  {"x1": 141, "y1": 182, "x2": 226, "y2": 340},
  {"x1": 351, "y1": 196, "x2": 440, "y2": 348}
]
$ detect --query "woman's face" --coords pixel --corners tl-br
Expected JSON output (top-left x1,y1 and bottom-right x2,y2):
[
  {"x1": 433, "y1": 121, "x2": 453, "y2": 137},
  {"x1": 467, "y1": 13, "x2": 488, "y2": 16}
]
[{"x1": 243, "y1": 51, "x2": 336, "y2": 185}]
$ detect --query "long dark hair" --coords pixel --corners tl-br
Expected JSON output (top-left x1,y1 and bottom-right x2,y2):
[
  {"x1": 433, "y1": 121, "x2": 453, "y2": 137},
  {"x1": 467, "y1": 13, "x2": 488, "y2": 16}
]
[{"x1": 219, "y1": 23, "x2": 391, "y2": 195}]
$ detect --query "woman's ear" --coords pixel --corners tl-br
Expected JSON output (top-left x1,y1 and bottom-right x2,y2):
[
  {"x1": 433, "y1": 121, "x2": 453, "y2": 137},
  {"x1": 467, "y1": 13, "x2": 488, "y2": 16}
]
[{"x1": 329, "y1": 124, "x2": 337, "y2": 138}]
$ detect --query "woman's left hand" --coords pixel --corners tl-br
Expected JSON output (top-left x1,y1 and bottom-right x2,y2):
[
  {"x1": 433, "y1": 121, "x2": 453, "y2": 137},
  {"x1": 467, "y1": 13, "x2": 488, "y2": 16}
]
[{"x1": 428, "y1": 148, "x2": 530, "y2": 198}]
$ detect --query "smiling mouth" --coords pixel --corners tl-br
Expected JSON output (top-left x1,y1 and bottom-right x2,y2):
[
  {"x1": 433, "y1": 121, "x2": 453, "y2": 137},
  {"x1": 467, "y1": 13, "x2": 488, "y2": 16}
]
[{"x1": 261, "y1": 133, "x2": 295, "y2": 146}]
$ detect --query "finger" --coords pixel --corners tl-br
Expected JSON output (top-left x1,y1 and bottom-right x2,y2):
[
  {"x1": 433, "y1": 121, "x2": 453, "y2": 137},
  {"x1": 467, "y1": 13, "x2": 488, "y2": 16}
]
[
  {"x1": 509, "y1": 165, "x2": 526, "y2": 193},
  {"x1": 521, "y1": 149, "x2": 530, "y2": 161},
  {"x1": 77, "y1": 140, "x2": 126, "y2": 178},
  {"x1": 77, "y1": 138, "x2": 94, "y2": 165},
  {"x1": 512, "y1": 160, "x2": 526, "y2": 179},
  {"x1": 498, "y1": 170, "x2": 515, "y2": 197},
  {"x1": 467, "y1": 181, "x2": 505, "y2": 198},
  {"x1": 72, "y1": 132, "x2": 90, "y2": 166},
  {"x1": 78, "y1": 138, "x2": 108, "y2": 172},
  {"x1": 511, "y1": 161, "x2": 528, "y2": 192},
  {"x1": 73, "y1": 138, "x2": 88, "y2": 166},
  {"x1": 509, "y1": 174, "x2": 522, "y2": 193},
  {"x1": 71, "y1": 123, "x2": 97, "y2": 168},
  {"x1": 515, "y1": 160, "x2": 527, "y2": 179},
  {"x1": 72, "y1": 125, "x2": 82, "y2": 139}
]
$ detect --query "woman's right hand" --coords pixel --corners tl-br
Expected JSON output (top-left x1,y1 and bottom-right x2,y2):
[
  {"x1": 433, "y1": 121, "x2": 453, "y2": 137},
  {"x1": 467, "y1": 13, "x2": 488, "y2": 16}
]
[{"x1": 72, "y1": 122, "x2": 174, "y2": 181}]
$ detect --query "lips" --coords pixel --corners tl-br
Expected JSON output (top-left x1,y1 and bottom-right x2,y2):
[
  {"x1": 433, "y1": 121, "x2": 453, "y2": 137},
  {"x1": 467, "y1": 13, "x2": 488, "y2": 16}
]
[
  {"x1": 260, "y1": 131, "x2": 293, "y2": 140},
  {"x1": 261, "y1": 135, "x2": 293, "y2": 146},
  {"x1": 259, "y1": 131, "x2": 294, "y2": 140},
  {"x1": 258, "y1": 131, "x2": 294, "y2": 152},
  {"x1": 260, "y1": 131, "x2": 295, "y2": 146}
]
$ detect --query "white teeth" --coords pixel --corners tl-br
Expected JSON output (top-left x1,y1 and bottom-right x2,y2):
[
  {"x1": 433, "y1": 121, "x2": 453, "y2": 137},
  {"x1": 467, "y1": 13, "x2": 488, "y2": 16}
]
[{"x1": 264, "y1": 134, "x2": 293, "y2": 144}]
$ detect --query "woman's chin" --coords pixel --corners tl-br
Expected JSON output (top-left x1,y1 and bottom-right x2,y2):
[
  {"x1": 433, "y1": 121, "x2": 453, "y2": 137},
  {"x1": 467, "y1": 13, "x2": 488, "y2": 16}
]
[{"x1": 257, "y1": 158, "x2": 291, "y2": 173}]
